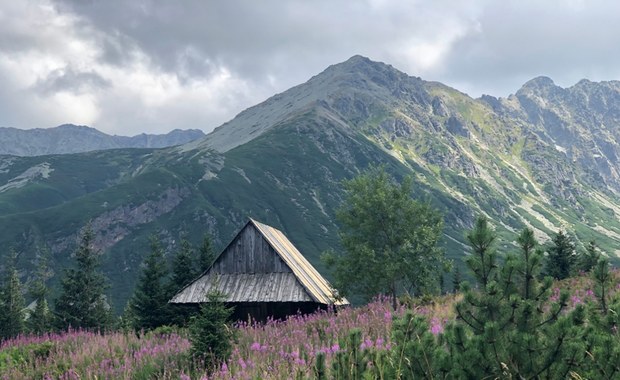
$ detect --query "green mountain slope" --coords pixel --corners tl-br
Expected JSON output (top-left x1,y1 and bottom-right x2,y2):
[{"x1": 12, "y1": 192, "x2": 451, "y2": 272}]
[{"x1": 3, "y1": 55, "x2": 620, "y2": 311}]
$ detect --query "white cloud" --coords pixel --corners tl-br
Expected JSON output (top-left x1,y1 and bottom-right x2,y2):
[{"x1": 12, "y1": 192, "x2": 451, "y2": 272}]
[{"x1": 1, "y1": 0, "x2": 620, "y2": 134}]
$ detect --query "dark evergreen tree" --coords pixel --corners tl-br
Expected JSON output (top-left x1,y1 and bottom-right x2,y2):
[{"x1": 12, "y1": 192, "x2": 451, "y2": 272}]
[
  {"x1": 465, "y1": 216, "x2": 497, "y2": 288},
  {"x1": 129, "y1": 236, "x2": 171, "y2": 330},
  {"x1": 27, "y1": 249, "x2": 53, "y2": 334},
  {"x1": 169, "y1": 238, "x2": 197, "y2": 294},
  {"x1": 0, "y1": 255, "x2": 26, "y2": 339},
  {"x1": 167, "y1": 238, "x2": 200, "y2": 326},
  {"x1": 578, "y1": 240, "x2": 600, "y2": 273},
  {"x1": 188, "y1": 290, "x2": 234, "y2": 370},
  {"x1": 546, "y1": 229, "x2": 576, "y2": 279},
  {"x1": 592, "y1": 258, "x2": 612, "y2": 315},
  {"x1": 452, "y1": 265, "x2": 462, "y2": 293},
  {"x1": 197, "y1": 232, "x2": 216, "y2": 274},
  {"x1": 55, "y1": 225, "x2": 112, "y2": 330}
]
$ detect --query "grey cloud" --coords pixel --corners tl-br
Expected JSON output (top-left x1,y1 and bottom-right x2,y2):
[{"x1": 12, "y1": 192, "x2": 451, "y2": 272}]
[
  {"x1": 3, "y1": 0, "x2": 620, "y2": 135},
  {"x1": 35, "y1": 67, "x2": 111, "y2": 95},
  {"x1": 50, "y1": 1, "x2": 472, "y2": 88},
  {"x1": 432, "y1": 1, "x2": 620, "y2": 97}
]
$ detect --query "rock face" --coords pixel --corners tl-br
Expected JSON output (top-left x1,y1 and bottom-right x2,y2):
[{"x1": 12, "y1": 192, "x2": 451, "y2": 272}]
[
  {"x1": 0, "y1": 124, "x2": 205, "y2": 156},
  {"x1": 3, "y1": 55, "x2": 620, "y2": 311}
]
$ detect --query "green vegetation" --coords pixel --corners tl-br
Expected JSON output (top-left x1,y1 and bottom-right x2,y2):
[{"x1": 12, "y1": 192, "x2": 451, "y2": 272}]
[
  {"x1": 0, "y1": 254, "x2": 26, "y2": 339},
  {"x1": 129, "y1": 236, "x2": 172, "y2": 331},
  {"x1": 323, "y1": 166, "x2": 448, "y2": 307},
  {"x1": 55, "y1": 225, "x2": 113, "y2": 330},
  {"x1": 188, "y1": 290, "x2": 234, "y2": 370},
  {"x1": 546, "y1": 229, "x2": 577, "y2": 279}
]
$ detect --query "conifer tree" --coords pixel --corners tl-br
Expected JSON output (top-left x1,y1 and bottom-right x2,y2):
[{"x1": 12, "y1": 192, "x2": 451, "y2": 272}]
[
  {"x1": 389, "y1": 222, "x2": 590, "y2": 378},
  {"x1": 27, "y1": 249, "x2": 52, "y2": 334},
  {"x1": 169, "y1": 238, "x2": 197, "y2": 294},
  {"x1": 0, "y1": 255, "x2": 26, "y2": 339},
  {"x1": 167, "y1": 238, "x2": 200, "y2": 325},
  {"x1": 197, "y1": 233, "x2": 216, "y2": 274},
  {"x1": 465, "y1": 216, "x2": 497, "y2": 288},
  {"x1": 452, "y1": 265, "x2": 462, "y2": 292},
  {"x1": 55, "y1": 225, "x2": 112, "y2": 330},
  {"x1": 546, "y1": 229, "x2": 576, "y2": 279},
  {"x1": 447, "y1": 225, "x2": 584, "y2": 377},
  {"x1": 189, "y1": 289, "x2": 234, "y2": 369},
  {"x1": 130, "y1": 236, "x2": 171, "y2": 330},
  {"x1": 578, "y1": 239, "x2": 600, "y2": 273}
]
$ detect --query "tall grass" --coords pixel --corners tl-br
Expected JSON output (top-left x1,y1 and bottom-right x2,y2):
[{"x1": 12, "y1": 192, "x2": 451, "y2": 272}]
[{"x1": 1, "y1": 271, "x2": 617, "y2": 379}]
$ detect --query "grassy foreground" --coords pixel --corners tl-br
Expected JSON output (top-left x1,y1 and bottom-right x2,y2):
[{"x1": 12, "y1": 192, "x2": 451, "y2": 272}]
[{"x1": 1, "y1": 273, "x2": 617, "y2": 379}]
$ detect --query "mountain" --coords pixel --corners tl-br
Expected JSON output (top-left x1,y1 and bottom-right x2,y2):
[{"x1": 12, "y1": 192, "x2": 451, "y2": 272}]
[
  {"x1": 3, "y1": 55, "x2": 620, "y2": 311},
  {"x1": 0, "y1": 124, "x2": 205, "y2": 156}
]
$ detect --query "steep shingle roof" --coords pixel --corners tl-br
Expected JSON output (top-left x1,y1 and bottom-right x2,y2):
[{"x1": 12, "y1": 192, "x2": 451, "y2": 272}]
[{"x1": 170, "y1": 218, "x2": 348, "y2": 306}]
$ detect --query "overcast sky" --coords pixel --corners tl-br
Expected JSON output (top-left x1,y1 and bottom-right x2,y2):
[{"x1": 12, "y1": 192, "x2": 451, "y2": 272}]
[{"x1": 1, "y1": 0, "x2": 619, "y2": 135}]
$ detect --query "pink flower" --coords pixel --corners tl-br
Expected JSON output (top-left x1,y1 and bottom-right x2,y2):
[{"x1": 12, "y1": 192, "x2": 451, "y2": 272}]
[{"x1": 430, "y1": 318, "x2": 444, "y2": 335}]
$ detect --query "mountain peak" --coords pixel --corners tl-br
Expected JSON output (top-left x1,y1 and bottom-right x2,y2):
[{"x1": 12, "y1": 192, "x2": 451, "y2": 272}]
[
  {"x1": 515, "y1": 76, "x2": 561, "y2": 99},
  {"x1": 521, "y1": 76, "x2": 556, "y2": 89},
  {"x1": 323, "y1": 55, "x2": 403, "y2": 79}
]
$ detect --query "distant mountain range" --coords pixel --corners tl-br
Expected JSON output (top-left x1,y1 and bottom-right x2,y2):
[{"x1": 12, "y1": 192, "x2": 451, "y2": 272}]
[
  {"x1": 3, "y1": 55, "x2": 620, "y2": 311},
  {"x1": 0, "y1": 124, "x2": 205, "y2": 156}
]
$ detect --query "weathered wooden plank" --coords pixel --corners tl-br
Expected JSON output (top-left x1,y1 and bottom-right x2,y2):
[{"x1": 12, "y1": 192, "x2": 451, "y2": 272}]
[{"x1": 170, "y1": 219, "x2": 348, "y2": 306}]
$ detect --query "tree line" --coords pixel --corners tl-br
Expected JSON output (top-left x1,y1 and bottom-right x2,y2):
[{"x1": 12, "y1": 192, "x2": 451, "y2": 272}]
[{"x1": 0, "y1": 226, "x2": 217, "y2": 340}]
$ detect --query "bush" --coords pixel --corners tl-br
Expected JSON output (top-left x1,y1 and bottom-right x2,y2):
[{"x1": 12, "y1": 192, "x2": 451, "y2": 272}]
[{"x1": 188, "y1": 290, "x2": 234, "y2": 370}]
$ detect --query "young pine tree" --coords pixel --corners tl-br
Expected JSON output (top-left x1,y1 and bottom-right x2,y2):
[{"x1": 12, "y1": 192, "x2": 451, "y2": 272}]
[
  {"x1": 389, "y1": 220, "x2": 590, "y2": 378},
  {"x1": 188, "y1": 290, "x2": 234, "y2": 370},
  {"x1": 447, "y1": 224, "x2": 586, "y2": 378},
  {"x1": 546, "y1": 229, "x2": 576, "y2": 279},
  {"x1": 129, "y1": 236, "x2": 171, "y2": 330},
  {"x1": 465, "y1": 216, "x2": 497, "y2": 288},
  {"x1": 0, "y1": 256, "x2": 26, "y2": 340},
  {"x1": 55, "y1": 225, "x2": 112, "y2": 330}
]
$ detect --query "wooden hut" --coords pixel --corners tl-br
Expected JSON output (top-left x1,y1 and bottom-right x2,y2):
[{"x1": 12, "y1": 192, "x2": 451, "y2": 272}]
[{"x1": 169, "y1": 218, "x2": 348, "y2": 320}]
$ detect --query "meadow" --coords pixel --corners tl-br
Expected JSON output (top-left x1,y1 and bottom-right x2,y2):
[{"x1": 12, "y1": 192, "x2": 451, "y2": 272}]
[{"x1": 0, "y1": 273, "x2": 616, "y2": 379}]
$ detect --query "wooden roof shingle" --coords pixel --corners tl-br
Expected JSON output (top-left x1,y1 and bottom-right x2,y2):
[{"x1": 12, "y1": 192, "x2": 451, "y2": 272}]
[{"x1": 170, "y1": 218, "x2": 348, "y2": 306}]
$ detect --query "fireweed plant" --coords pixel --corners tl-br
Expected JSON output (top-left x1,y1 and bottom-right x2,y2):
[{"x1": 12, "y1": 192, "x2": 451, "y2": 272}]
[{"x1": 2, "y1": 224, "x2": 620, "y2": 378}]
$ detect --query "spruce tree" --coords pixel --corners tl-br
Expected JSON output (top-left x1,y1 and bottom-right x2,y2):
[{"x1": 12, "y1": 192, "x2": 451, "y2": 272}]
[
  {"x1": 452, "y1": 265, "x2": 462, "y2": 292},
  {"x1": 546, "y1": 229, "x2": 576, "y2": 279},
  {"x1": 0, "y1": 257, "x2": 26, "y2": 339},
  {"x1": 55, "y1": 225, "x2": 112, "y2": 330},
  {"x1": 197, "y1": 232, "x2": 216, "y2": 273},
  {"x1": 169, "y1": 238, "x2": 197, "y2": 294},
  {"x1": 168, "y1": 238, "x2": 200, "y2": 326},
  {"x1": 578, "y1": 240, "x2": 600, "y2": 273},
  {"x1": 27, "y1": 249, "x2": 52, "y2": 334},
  {"x1": 130, "y1": 236, "x2": 171, "y2": 330},
  {"x1": 188, "y1": 290, "x2": 234, "y2": 370}
]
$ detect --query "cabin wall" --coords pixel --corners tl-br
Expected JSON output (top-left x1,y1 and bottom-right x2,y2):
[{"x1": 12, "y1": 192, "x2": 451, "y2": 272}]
[{"x1": 212, "y1": 224, "x2": 291, "y2": 274}]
